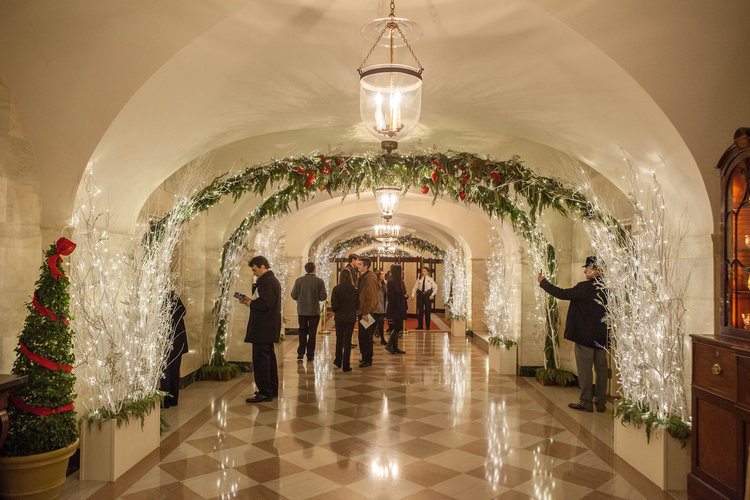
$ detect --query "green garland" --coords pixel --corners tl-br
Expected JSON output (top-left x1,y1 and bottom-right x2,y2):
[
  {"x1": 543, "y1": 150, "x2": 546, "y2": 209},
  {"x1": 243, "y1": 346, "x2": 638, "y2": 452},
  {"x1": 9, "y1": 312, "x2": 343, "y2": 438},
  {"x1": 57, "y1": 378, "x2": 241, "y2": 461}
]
[
  {"x1": 82, "y1": 392, "x2": 164, "y2": 431},
  {"x1": 615, "y1": 398, "x2": 691, "y2": 447},
  {"x1": 488, "y1": 336, "x2": 517, "y2": 350},
  {"x1": 329, "y1": 233, "x2": 443, "y2": 258},
  {"x1": 148, "y1": 152, "x2": 625, "y2": 375}
]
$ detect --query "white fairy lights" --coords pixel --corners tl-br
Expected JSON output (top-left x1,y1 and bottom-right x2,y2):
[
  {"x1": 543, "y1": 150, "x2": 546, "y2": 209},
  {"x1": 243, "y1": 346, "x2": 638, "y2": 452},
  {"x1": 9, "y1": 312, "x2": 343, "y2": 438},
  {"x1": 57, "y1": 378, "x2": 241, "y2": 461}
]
[
  {"x1": 70, "y1": 167, "x2": 200, "y2": 416},
  {"x1": 581, "y1": 170, "x2": 689, "y2": 421},
  {"x1": 484, "y1": 228, "x2": 516, "y2": 344}
]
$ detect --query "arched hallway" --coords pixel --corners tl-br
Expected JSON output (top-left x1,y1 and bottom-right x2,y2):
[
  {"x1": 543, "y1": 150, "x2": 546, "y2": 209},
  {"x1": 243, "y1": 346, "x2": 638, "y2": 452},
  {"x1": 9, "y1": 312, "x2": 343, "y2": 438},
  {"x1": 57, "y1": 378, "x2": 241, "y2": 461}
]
[{"x1": 65, "y1": 333, "x2": 669, "y2": 499}]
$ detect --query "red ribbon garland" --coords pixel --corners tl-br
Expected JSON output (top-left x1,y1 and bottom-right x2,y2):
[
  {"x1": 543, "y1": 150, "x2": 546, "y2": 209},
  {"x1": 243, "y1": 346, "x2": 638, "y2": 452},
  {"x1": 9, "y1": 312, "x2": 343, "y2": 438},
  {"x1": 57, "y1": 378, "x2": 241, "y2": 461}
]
[
  {"x1": 47, "y1": 237, "x2": 76, "y2": 281},
  {"x1": 18, "y1": 341, "x2": 73, "y2": 373},
  {"x1": 32, "y1": 290, "x2": 69, "y2": 324},
  {"x1": 9, "y1": 394, "x2": 75, "y2": 417}
]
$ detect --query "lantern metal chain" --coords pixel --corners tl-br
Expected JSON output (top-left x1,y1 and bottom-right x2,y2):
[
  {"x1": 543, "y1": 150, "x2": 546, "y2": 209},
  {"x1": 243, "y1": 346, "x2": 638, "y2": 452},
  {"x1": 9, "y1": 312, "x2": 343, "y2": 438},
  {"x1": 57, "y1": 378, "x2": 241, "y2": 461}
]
[{"x1": 357, "y1": 18, "x2": 423, "y2": 72}]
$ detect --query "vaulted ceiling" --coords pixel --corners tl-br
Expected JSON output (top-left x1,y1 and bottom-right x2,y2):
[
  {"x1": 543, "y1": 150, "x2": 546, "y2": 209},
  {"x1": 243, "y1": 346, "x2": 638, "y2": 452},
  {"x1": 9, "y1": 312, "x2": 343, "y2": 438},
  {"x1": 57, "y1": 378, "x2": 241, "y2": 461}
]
[{"x1": 0, "y1": 0, "x2": 747, "y2": 239}]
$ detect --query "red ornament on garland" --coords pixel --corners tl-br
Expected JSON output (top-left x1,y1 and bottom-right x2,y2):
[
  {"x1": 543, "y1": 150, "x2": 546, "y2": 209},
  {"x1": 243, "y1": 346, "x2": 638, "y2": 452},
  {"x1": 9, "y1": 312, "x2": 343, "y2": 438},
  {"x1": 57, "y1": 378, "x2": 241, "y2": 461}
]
[
  {"x1": 431, "y1": 171, "x2": 439, "y2": 183},
  {"x1": 490, "y1": 171, "x2": 502, "y2": 183},
  {"x1": 322, "y1": 166, "x2": 333, "y2": 175},
  {"x1": 459, "y1": 174, "x2": 470, "y2": 186},
  {"x1": 459, "y1": 190, "x2": 467, "y2": 201},
  {"x1": 421, "y1": 185, "x2": 429, "y2": 194},
  {"x1": 305, "y1": 174, "x2": 316, "y2": 188}
]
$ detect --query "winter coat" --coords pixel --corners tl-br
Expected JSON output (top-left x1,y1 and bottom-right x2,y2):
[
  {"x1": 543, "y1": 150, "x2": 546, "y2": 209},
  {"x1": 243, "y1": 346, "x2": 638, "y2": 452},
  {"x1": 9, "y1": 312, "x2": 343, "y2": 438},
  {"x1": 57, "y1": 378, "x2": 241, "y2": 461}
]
[
  {"x1": 291, "y1": 273, "x2": 327, "y2": 316},
  {"x1": 539, "y1": 277, "x2": 608, "y2": 348},
  {"x1": 244, "y1": 270, "x2": 282, "y2": 344},
  {"x1": 167, "y1": 293, "x2": 189, "y2": 363},
  {"x1": 331, "y1": 281, "x2": 357, "y2": 324},
  {"x1": 356, "y1": 270, "x2": 380, "y2": 316},
  {"x1": 386, "y1": 279, "x2": 408, "y2": 321}
]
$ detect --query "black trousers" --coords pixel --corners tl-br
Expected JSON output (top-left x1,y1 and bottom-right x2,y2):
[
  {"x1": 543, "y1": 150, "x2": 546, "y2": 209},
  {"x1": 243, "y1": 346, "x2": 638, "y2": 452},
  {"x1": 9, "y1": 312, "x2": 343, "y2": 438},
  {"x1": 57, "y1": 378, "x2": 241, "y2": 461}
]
[
  {"x1": 160, "y1": 355, "x2": 182, "y2": 406},
  {"x1": 358, "y1": 320, "x2": 376, "y2": 363},
  {"x1": 252, "y1": 342, "x2": 279, "y2": 397},
  {"x1": 334, "y1": 321, "x2": 355, "y2": 369},
  {"x1": 297, "y1": 314, "x2": 320, "y2": 359},
  {"x1": 388, "y1": 318, "x2": 404, "y2": 350},
  {"x1": 373, "y1": 313, "x2": 385, "y2": 339},
  {"x1": 416, "y1": 293, "x2": 432, "y2": 328}
]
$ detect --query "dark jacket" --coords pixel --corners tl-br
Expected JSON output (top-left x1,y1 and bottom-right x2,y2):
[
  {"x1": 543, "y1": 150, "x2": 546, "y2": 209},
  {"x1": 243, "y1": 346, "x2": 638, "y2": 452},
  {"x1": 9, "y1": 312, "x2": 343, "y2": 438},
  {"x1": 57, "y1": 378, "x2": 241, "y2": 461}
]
[
  {"x1": 539, "y1": 277, "x2": 608, "y2": 348},
  {"x1": 386, "y1": 279, "x2": 408, "y2": 321},
  {"x1": 330, "y1": 280, "x2": 357, "y2": 324},
  {"x1": 291, "y1": 273, "x2": 327, "y2": 316},
  {"x1": 356, "y1": 270, "x2": 380, "y2": 316},
  {"x1": 340, "y1": 264, "x2": 359, "y2": 288},
  {"x1": 244, "y1": 270, "x2": 282, "y2": 344},
  {"x1": 167, "y1": 293, "x2": 189, "y2": 363}
]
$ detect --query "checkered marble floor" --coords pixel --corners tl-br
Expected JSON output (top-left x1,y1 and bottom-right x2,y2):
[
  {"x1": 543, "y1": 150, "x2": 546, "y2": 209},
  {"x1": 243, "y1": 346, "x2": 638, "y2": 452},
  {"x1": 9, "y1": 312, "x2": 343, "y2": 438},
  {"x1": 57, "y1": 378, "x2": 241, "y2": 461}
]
[{"x1": 83, "y1": 333, "x2": 658, "y2": 499}]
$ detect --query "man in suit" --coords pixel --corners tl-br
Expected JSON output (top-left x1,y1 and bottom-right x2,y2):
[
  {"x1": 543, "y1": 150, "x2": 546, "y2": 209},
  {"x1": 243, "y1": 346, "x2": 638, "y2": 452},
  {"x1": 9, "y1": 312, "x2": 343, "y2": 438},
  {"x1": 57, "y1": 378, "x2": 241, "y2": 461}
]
[
  {"x1": 242, "y1": 255, "x2": 281, "y2": 403},
  {"x1": 291, "y1": 261, "x2": 327, "y2": 362},
  {"x1": 411, "y1": 267, "x2": 437, "y2": 330},
  {"x1": 538, "y1": 256, "x2": 609, "y2": 413},
  {"x1": 161, "y1": 290, "x2": 189, "y2": 408}
]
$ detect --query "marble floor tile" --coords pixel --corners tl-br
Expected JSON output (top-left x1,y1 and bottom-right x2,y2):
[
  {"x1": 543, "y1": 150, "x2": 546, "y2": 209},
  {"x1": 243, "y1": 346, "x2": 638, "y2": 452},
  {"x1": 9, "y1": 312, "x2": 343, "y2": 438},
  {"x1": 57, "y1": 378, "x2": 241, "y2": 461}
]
[{"x1": 66, "y1": 333, "x2": 677, "y2": 499}]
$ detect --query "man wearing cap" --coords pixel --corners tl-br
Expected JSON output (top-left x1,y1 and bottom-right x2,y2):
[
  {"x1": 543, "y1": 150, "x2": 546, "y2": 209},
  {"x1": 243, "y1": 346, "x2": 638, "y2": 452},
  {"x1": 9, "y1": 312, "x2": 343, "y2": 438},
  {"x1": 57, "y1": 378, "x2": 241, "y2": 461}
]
[{"x1": 537, "y1": 256, "x2": 609, "y2": 413}]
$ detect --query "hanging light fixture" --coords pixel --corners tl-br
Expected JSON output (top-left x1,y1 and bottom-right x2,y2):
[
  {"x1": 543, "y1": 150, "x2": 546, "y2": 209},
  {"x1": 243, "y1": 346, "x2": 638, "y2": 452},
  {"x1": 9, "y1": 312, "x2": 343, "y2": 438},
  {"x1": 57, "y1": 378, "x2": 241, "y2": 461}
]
[
  {"x1": 374, "y1": 219, "x2": 401, "y2": 243},
  {"x1": 358, "y1": 0, "x2": 424, "y2": 153},
  {"x1": 375, "y1": 187, "x2": 401, "y2": 219}
]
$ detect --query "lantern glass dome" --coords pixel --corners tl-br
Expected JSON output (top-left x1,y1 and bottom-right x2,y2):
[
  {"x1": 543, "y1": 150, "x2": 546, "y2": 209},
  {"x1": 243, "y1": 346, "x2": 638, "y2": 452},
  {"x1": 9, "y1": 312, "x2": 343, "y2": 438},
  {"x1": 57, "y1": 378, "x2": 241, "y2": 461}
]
[
  {"x1": 360, "y1": 64, "x2": 422, "y2": 149},
  {"x1": 375, "y1": 187, "x2": 401, "y2": 219}
]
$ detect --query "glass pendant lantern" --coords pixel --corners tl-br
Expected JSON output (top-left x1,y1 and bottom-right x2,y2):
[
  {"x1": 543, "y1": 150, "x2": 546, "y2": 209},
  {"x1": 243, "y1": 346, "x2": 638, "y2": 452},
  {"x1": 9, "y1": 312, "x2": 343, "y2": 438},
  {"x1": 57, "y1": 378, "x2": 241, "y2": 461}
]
[{"x1": 358, "y1": 1, "x2": 423, "y2": 153}]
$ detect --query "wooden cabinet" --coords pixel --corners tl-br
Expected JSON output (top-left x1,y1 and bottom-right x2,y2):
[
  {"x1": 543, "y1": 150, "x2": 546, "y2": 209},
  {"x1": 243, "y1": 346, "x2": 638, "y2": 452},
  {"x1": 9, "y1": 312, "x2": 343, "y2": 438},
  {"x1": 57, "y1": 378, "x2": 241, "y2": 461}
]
[{"x1": 689, "y1": 128, "x2": 750, "y2": 500}]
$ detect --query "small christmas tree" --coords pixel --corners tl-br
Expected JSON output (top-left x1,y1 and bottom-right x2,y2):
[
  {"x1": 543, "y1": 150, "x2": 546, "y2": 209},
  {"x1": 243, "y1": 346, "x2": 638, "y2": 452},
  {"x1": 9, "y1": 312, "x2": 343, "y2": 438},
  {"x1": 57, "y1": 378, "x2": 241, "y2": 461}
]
[{"x1": 3, "y1": 238, "x2": 78, "y2": 456}]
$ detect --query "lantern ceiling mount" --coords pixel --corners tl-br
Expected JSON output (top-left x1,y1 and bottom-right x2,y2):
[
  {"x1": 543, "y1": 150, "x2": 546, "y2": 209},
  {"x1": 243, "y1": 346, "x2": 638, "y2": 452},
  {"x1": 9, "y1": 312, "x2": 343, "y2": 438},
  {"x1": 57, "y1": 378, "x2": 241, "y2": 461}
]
[{"x1": 358, "y1": 0, "x2": 424, "y2": 154}]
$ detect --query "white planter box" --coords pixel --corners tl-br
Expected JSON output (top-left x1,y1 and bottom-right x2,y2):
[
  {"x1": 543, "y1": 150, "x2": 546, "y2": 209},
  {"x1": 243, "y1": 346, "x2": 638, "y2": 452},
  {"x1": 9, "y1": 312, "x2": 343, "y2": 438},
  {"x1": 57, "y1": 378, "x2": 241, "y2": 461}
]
[
  {"x1": 451, "y1": 318, "x2": 466, "y2": 337},
  {"x1": 80, "y1": 406, "x2": 160, "y2": 481},
  {"x1": 488, "y1": 343, "x2": 517, "y2": 375},
  {"x1": 613, "y1": 417, "x2": 690, "y2": 491}
]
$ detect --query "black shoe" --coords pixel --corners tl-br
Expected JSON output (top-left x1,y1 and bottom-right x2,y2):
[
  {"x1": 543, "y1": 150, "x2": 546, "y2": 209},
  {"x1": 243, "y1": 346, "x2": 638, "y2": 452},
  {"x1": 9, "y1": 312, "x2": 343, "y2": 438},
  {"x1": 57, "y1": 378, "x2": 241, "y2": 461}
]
[
  {"x1": 385, "y1": 346, "x2": 395, "y2": 354},
  {"x1": 359, "y1": 361, "x2": 372, "y2": 368},
  {"x1": 296, "y1": 355, "x2": 303, "y2": 362},
  {"x1": 307, "y1": 358, "x2": 314, "y2": 362},
  {"x1": 246, "y1": 394, "x2": 273, "y2": 403},
  {"x1": 394, "y1": 348, "x2": 406, "y2": 354},
  {"x1": 333, "y1": 360, "x2": 341, "y2": 369},
  {"x1": 380, "y1": 340, "x2": 388, "y2": 345},
  {"x1": 342, "y1": 367, "x2": 352, "y2": 372},
  {"x1": 596, "y1": 406, "x2": 606, "y2": 413},
  {"x1": 416, "y1": 325, "x2": 423, "y2": 330},
  {"x1": 568, "y1": 402, "x2": 593, "y2": 412}
]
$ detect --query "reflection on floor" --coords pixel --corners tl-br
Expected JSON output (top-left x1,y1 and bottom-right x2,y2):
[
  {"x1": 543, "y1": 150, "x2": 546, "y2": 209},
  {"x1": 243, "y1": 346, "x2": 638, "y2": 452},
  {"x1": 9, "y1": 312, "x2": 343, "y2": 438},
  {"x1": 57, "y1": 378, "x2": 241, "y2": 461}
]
[{"x1": 63, "y1": 333, "x2": 674, "y2": 499}]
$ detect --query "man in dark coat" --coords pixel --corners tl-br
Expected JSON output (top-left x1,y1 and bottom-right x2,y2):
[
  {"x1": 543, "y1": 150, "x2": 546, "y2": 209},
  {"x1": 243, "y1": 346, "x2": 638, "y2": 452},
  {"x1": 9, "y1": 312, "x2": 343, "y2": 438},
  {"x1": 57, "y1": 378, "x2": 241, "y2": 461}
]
[
  {"x1": 356, "y1": 257, "x2": 379, "y2": 368},
  {"x1": 538, "y1": 256, "x2": 609, "y2": 413},
  {"x1": 161, "y1": 291, "x2": 188, "y2": 408},
  {"x1": 291, "y1": 261, "x2": 327, "y2": 362},
  {"x1": 242, "y1": 255, "x2": 281, "y2": 403}
]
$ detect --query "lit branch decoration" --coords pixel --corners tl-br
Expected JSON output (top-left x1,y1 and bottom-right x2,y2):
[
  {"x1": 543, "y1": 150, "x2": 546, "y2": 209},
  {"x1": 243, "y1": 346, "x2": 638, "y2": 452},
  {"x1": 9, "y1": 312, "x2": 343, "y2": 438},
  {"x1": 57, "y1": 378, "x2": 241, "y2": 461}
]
[{"x1": 581, "y1": 169, "x2": 691, "y2": 443}]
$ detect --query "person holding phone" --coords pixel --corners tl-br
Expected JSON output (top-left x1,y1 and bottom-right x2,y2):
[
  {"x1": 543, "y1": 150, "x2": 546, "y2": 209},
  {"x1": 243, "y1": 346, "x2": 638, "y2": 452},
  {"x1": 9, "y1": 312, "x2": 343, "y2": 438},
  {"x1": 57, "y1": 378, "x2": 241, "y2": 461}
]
[{"x1": 241, "y1": 255, "x2": 281, "y2": 404}]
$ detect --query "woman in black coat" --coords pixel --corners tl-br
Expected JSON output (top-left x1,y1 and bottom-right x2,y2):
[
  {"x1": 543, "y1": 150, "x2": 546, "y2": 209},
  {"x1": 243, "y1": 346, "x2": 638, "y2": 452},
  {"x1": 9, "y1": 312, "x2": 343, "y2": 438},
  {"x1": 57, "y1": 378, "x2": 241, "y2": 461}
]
[
  {"x1": 385, "y1": 265, "x2": 408, "y2": 354},
  {"x1": 331, "y1": 273, "x2": 357, "y2": 371},
  {"x1": 161, "y1": 291, "x2": 189, "y2": 408}
]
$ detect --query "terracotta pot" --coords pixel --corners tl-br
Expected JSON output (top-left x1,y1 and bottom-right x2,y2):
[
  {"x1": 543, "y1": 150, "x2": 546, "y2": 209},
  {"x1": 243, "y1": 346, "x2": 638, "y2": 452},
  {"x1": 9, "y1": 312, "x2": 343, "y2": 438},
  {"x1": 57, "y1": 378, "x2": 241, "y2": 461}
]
[{"x1": 0, "y1": 438, "x2": 78, "y2": 499}]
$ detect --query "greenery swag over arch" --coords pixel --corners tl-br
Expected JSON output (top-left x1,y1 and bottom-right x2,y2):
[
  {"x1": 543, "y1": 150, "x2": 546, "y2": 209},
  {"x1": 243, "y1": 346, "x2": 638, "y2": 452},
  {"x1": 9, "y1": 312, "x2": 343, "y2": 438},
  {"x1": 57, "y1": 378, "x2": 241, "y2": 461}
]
[{"x1": 149, "y1": 151, "x2": 624, "y2": 379}]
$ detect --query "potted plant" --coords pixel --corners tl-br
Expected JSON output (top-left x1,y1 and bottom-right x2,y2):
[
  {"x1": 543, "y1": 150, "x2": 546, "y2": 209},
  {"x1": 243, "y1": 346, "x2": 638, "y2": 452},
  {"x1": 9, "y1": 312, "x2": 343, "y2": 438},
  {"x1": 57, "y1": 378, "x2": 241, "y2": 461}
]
[{"x1": 0, "y1": 238, "x2": 79, "y2": 498}]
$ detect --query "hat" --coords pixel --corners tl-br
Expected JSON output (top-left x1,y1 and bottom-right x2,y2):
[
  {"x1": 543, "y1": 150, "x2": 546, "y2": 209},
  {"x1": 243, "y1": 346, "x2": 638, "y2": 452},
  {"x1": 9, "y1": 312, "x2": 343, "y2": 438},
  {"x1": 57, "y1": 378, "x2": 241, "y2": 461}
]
[{"x1": 582, "y1": 256, "x2": 599, "y2": 268}]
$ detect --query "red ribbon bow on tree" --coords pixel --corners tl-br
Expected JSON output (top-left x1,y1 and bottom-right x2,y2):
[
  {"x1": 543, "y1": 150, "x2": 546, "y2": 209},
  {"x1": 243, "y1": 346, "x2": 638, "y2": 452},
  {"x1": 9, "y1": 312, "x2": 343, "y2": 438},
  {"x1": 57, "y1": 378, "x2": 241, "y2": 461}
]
[{"x1": 47, "y1": 237, "x2": 77, "y2": 281}]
